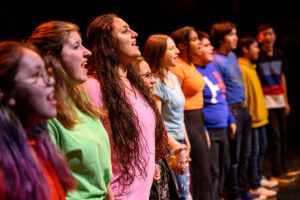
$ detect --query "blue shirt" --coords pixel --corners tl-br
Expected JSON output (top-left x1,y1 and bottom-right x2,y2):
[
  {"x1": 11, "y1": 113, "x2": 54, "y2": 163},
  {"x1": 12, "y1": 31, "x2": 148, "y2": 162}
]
[
  {"x1": 210, "y1": 51, "x2": 245, "y2": 105},
  {"x1": 196, "y1": 64, "x2": 235, "y2": 129},
  {"x1": 154, "y1": 72, "x2": 185, "y2": 140}
]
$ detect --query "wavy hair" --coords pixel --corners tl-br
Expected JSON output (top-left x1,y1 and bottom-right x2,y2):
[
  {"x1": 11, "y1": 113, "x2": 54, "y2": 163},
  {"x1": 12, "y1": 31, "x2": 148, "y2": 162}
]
[
  {"x1": 86, "y1": 14, "x2": 167, "y2": 186},
  {"x1": 0, "y1": 41, "x2": 74, "y2": 200},
  {"x1": 28, "y1": 21, "x2": 101, "y2": 129}
]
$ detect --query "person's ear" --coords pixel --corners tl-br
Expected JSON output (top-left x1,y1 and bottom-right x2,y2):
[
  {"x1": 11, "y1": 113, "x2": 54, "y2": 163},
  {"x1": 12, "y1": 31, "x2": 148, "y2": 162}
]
[
  {"x1": 256, "y1": 34, "x2": 262, "y2": 43},
  {"x1": 6, "y1": 97, "x2": 16, "y2": 106},
  {"x1": 177, "y1": 43, "x2": 186, "y2": 52},
  {"x1": 45, "y1": 51, "x2": 54, "y2": 66},
  {"x1": 242, "y1": 46, "x2": 249, "y2": 55},
  {"x1": 219, "y1": 39, "x2": 224, "y2": 45}
]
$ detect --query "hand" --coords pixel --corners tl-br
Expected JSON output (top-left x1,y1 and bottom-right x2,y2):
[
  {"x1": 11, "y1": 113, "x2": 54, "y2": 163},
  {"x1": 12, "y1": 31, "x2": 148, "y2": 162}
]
[
  {"x1": 228, "y1": 123, "x2": 236, "y2": 139},
  {"x1": 205, "y1": 131, "x2": 211, "y2": 148},
  {"x1": 173, "y1": 150, "x2": 188, "y2": 175},
  {"x1": 285, "y1": 103, "x2": 291, "y2": 116},
  {"x1": 153, "y1": 164, "x2": 161, "y2": 181}
]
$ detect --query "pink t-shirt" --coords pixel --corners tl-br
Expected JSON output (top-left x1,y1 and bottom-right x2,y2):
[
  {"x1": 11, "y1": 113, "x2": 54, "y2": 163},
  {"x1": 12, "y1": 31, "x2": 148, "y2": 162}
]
[{"x1": 82, "y1": 76, "x2": 156, "y2": 200}]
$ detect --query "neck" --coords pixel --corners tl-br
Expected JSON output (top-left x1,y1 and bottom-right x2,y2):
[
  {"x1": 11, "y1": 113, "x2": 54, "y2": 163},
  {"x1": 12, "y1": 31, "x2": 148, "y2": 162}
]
[
  {"x1": 118, "y1": 64, "x2": 130, "y2": 88},
  {"x1": 217, "y1": 46, "x2": 231, "y2": 56},
  {"x1": 262, "y1": 45, "x2": 273, "y2": 56},
  {"x1": 192, "y1": 56, "x2": 208, "y2": 67},
  {"x1": 179, "y1": 52, "x2": 191, "y2": 65},
  {"x1": 22, "y1": 118, "x2": 38, "y2": 132}
]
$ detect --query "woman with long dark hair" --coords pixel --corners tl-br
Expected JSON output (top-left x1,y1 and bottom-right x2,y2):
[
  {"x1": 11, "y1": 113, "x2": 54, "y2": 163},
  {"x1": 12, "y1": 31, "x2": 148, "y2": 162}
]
[
  {"x1": 82, "y1": 14, "x2": 168, "y2": 199},
  {"x1": 28, "y1": 21, "x2": 113, "y2": 199},
  {"x1": 0, "y1": 41, "x2": 74, "y2": 200}
]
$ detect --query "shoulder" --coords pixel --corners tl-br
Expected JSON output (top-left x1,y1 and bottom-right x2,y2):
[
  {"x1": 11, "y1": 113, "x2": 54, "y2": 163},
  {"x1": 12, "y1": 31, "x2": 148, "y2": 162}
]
[{"x1": 82, "y1": 76, "x2": 100, "y2": 91}]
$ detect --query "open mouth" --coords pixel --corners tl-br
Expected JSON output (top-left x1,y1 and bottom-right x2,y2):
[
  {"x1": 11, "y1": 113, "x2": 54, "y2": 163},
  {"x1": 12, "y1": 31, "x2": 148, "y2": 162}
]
[
  {"x1": 81, "y1": 61, "x2": 88, "y2": 69},
  {"x1": 47, "y1": 91, "x2": 57, "y2": 105}
]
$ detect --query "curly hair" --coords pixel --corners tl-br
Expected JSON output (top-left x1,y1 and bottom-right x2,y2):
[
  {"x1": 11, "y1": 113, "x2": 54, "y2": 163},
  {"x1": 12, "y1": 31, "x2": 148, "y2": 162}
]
[{"x1": 86, "y1": 14, "x2": 167, "y2": 186}]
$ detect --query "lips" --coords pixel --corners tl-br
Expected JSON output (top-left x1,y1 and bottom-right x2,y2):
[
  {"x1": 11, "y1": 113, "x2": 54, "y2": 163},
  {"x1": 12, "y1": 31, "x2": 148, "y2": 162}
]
[
  {"x1": 47, "y1": 90, "x2": 57, "y2": 106},
  {"x1": 81, "y1": 60, "x2": 88, "y2": 69}
]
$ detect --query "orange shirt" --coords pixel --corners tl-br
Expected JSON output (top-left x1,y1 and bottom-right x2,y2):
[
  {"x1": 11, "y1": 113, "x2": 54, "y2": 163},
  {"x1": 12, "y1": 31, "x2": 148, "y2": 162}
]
[{"x1": 169, "y1": 57, "x2": 205, "y2": 110}]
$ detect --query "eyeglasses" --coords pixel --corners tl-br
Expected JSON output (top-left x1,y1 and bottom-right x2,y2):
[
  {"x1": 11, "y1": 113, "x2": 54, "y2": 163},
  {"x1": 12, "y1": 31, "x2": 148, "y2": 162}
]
[
  {"x1": 141, "y1": 72, "x2": 154, "y2": 79},
  {"x1": 18, "y1": 67, "x2": 54, "y2": 85}
]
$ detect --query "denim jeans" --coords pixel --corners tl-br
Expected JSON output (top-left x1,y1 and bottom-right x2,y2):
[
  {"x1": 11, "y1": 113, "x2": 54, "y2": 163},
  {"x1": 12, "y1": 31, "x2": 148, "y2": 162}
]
[
  {"x1": 227, "y1": 106, "x2": 252, "y2": 199},
  {"x1": 249, "y1": 126, "x2": 267, "y2": 189},
  {"x1": 171, "y1": 140, "x2": 192, "y2": 200}
]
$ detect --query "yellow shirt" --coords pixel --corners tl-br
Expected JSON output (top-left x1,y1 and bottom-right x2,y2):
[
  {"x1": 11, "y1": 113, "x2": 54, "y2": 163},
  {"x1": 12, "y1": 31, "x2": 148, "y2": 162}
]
[
  {"x1": 169, "y1": 57, "x2": 205, "y2": 110},
  {"x1": 239, "y1": 57, "x2": 268, "y2": 128}
]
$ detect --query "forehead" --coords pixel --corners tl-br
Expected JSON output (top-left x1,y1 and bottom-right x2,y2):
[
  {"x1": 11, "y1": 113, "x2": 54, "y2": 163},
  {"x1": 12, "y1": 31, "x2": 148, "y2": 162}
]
[
  {"x1": 249, "y1": 41, "x2": 258, "y2": 47},
  {"x1": 139, "y1": 61, "x2": 151, "y2": 72},
  {"x1": 166, "y1": 37, "x2": 175, "y2": 46},
  {"x1": 260, "y1": 28, "x2": 275, "y2": 35},
  {"x1": 228, "y1": 28, "x2": 237, "y2": 34},
  {"x1": 189, "y1": 30, "x2": 197, "y2": 38},
  {"x1": 113, "y1": 18, "x2": 129, "y2": 29},
  {"x1": 66, "y1": 31, "x2": 81, "y2": 43},
  {"x1": 20, "y1": 48, "x2": 44, "y2": 69},
  {"x1": 201, "y1": 38, "x2": 210, "y2": 44}
]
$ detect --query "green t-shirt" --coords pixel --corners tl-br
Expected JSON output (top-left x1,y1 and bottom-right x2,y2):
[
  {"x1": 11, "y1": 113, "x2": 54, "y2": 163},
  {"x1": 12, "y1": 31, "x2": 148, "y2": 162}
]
[{"x1": 47, "y1": 105, "x2": 112, "y2": 200}]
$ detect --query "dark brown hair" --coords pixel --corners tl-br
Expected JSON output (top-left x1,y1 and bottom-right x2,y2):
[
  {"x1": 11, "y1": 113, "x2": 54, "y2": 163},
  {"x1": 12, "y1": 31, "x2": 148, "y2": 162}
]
[
  {"x1": 86, "y1": 14, "x2": 167, "y2": 186},
  {"x1": 170, "y1": 26, "x2": 195, "y2": 64},
  {"x1": 211, "y1": 21, "x2": 236, "y2": 49}
]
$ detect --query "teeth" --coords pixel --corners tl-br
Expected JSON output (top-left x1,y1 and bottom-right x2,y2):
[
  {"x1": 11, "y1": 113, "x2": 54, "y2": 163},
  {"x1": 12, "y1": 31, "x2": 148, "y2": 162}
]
[
  {"x1": 82, "y1": 62, "x2": 88, "y2": 68},
  {"x1": 48, "y1": 93, "x2": 54, "y2": 100}
]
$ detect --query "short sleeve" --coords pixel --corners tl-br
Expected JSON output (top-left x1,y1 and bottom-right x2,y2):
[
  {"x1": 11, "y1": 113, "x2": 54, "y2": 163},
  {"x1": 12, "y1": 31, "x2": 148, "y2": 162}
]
[
  {"x1": 279, "y1": 50, "x2": 288, "y2": 75},
  {"x1": 81, "y1": 76, "x2": 104, "y2": 109},
  {"x1": 153, "y1": 79, "x2": 165, "y2": 101}
]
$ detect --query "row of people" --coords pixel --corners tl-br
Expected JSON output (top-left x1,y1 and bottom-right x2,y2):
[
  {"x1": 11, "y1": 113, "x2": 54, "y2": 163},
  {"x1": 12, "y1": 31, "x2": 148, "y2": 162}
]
[{"x1": 0, "y1": 13, "x2": 297, "y2": 200}]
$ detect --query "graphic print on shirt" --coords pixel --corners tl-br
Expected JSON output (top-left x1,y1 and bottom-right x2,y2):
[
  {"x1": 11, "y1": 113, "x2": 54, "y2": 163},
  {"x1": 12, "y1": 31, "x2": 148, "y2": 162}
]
[
  {"x1": 258, "y1": 60, "x2": 283, "y2": 95},
  {"x1": 203, "y1": 71, "x2": 226, "y2": 104}
]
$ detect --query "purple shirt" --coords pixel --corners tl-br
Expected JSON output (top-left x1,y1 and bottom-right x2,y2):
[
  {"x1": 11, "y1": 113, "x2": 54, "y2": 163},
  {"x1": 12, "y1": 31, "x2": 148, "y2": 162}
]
[{"x1": 82, "y1": 77, "x2": 156, "y2": 200}]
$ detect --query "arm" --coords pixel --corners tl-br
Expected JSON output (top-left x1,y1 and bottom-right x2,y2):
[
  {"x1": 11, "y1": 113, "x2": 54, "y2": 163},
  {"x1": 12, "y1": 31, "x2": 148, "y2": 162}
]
[
  {"x1": 153, "y1": 164, "x2": 161, "y2": 181},
  {"x1": 281, "y1": 73, "x2": 290, "y2": 115},
  {"x1": 105, "y1": 183, "x2": 115, "y2": 200},
  {"x1": 183, "y1": 122, "x2": 191, "y2": 157},
  {"x1": 205, "y1": 130, "x2": 211, "y2": 148},
  {"x1": 227, "y1": 107, "x2": 236, "y2": 139}
]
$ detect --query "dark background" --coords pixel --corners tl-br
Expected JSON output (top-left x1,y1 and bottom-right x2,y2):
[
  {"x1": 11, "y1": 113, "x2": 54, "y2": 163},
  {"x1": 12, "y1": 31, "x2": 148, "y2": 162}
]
[{"x1": 1, "y1": 0, "x2": 300, "y2": 146}]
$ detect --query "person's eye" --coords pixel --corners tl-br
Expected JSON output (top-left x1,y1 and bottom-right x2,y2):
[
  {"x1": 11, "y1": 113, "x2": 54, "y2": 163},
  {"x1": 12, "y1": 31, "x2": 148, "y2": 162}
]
[
  {"x1": 32, "y1": 72, "x2": 40, "y2": 78},
  {"x1": 122, "y1": 29, "x2": 128, "y2": 34}
]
